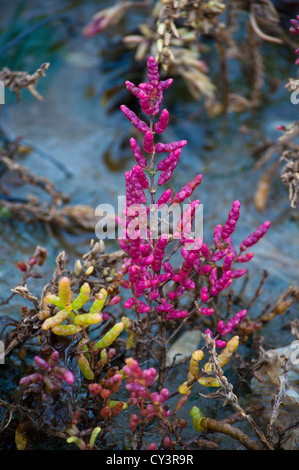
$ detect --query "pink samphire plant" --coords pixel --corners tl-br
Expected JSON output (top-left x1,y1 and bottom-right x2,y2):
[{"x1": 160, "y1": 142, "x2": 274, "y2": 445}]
[{"x1": 116, "y1": 55, "x2": 271, "y2": 382}]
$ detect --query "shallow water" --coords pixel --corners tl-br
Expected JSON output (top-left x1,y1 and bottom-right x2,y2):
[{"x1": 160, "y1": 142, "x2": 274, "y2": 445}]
[{"x1": 0, "y1": 0, "x2": 298, "y2": 449}]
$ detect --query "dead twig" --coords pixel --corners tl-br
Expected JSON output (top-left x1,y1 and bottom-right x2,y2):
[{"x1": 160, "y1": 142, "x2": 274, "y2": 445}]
[
  {"x1": 0, "y1": 155, "x2": 68, "y2": 206},
  {"x1": 0, "y1": 63, "x2": 50, "y2": 101},
  {"x1": 248, "y1": 12, "x2": 282, "y2": 45},
  {"x1": 202, "y1": 333, "x2": 274, "y2": 450},
  {"x1": 268, "y1": 355, "x2": 289, "y2": 447}
]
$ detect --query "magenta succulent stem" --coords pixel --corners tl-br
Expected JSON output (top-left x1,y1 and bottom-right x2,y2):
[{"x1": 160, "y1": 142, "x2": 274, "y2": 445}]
[{"x1": 118, "y1": 54, "x2": 272, "y2": 379}]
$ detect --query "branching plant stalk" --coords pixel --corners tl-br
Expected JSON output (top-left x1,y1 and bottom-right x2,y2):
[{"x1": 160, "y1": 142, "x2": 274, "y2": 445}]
[{"x1": 203, "y1": 334, "x2": 274, "y2": 450}]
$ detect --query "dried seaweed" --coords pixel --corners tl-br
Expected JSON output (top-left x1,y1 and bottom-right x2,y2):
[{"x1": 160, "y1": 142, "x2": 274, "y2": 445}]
[
  {"x1": 0, "y1": 63, "x2": 50, "y2": 102},
  {"x1": 0, "y1": 155, "x2": 116, "y2": 233},
  {"x1": 87, "y1": 0, "x2": 295, "y2": 113}
]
